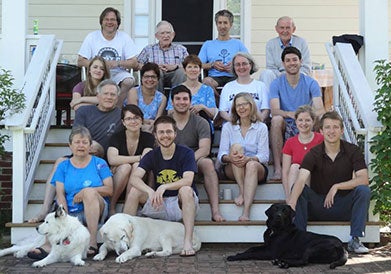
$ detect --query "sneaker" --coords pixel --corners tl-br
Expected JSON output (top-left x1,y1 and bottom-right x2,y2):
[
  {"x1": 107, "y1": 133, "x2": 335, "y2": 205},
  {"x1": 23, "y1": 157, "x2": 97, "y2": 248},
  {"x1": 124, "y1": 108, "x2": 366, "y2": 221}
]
[{"x1": 348, "y1": 237, "x2": 369, "y2": 254}]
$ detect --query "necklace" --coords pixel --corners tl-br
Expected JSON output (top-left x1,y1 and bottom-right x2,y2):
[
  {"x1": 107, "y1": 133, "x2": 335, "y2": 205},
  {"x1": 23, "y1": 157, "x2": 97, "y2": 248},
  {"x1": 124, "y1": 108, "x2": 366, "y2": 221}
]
[{"x1": 299, "y1": 132, "x2": 314, "y2": 150}]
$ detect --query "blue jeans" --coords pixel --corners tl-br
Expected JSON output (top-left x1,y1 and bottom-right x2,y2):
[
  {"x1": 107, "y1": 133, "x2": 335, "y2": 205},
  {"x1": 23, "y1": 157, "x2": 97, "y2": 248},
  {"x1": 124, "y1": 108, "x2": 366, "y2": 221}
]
[{"x1": 294, "y1": 185, "x2": 371, "y2": 237}]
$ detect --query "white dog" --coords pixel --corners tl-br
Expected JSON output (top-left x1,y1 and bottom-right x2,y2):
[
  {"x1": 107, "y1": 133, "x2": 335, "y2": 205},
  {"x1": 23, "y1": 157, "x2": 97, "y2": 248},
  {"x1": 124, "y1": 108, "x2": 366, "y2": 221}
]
[
  {"x1": 0, "y1": 205, "x2": 90, "y2": 267},
  {"x1": 93, "y1": 213, "x2": 201, "y2": 263}
]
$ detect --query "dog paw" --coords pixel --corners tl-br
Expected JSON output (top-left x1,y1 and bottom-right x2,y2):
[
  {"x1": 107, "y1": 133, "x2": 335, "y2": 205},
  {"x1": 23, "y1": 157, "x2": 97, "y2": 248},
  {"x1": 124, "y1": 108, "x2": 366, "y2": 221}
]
[
  {"x1": 145, "y1": 251, "x2": 156, "y2": 257},
  {"x1": 226, "y1": 255, "x2": 237, "y2": 261},
  {"x1": 93, "y1": 253, "x2": 105, "y2": 261},
  {"x1": 32, "y1": 261, "x2": 45, "y2": 268},
  {"x1": 115, "y1": 254, "x2": 130, "y2": 264},
  {"x1": 73, "y1": 260, "x2": 85, "y2": 266},
  {"x1": 15, "y1": 250, "x2": 27, "y2": 258},
  {"x1": 271, "y1": 259, "x2": 279, "y2": 265}
]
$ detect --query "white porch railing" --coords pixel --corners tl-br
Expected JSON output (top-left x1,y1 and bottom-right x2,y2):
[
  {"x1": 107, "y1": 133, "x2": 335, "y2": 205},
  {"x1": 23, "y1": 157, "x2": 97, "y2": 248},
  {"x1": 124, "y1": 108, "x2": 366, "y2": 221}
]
[
  {"x1": 325, "y1": 42, "x2": 383, "y2": 222},
  {"x1": 4, "y1": 35, "x2": 62, "y2": 223},
  {"x1": 325, "y1": 42, "x2": 383, "y2": 165}
]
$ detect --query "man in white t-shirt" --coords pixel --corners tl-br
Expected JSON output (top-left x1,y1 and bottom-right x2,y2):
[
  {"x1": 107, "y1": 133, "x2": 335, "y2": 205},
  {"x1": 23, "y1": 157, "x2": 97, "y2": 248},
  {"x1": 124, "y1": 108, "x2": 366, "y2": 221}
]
[{"x1": 77, "y1": 7, "x2": 138, "y2": 106}]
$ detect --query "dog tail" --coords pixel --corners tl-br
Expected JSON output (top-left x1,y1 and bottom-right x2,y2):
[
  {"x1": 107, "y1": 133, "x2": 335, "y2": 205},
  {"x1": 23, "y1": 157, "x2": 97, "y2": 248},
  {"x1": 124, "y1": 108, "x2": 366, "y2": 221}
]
[{"x1": 329, "y1": 247, "x2": 348, "y2": 269}]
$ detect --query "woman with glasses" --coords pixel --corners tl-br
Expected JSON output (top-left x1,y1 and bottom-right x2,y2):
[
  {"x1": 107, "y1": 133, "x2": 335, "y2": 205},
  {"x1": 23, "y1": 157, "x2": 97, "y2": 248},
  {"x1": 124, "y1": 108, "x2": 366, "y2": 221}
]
[
  {"x1": 219, "y1": 52, "x2": 270, "y2": 123},
  {"x1": 127, "y1": 62, "x2": 167, "y2": 133},
  {"x1": 106, "y1": 104, "x2": 155, "y2": 216},
  {"x1": 217, "y1": 92, "x2": 269, "y2": 221}
]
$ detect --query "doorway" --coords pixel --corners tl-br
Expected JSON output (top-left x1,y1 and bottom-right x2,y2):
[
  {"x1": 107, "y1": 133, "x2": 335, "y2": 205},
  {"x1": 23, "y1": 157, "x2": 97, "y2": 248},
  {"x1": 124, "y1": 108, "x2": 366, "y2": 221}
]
[{"x1": 161, "y1": 0, "x2": 214, "y2": 55}]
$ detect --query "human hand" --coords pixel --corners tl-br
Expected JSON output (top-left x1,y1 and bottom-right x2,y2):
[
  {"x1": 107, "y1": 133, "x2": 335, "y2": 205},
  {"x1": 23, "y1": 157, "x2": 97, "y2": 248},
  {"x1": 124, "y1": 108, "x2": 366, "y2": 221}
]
[
  {"x1": 150, "y1": 186, "x2": 166, "y2": 209},
  {"x1": 190, "y1": 104, "x2": 204, "y2": 114},
  {"x1": 223, "y1": 62, "x2": 232, "y2": 72},
  {"x1": 73, "y1": 190, "x2": 85, "y2": 204},
  {"x1": 213, "y1": 60, "x2": 226, "y2": 71},
  {"x1": 324, "y1": 185, "x2": 338, "y2": 208}
]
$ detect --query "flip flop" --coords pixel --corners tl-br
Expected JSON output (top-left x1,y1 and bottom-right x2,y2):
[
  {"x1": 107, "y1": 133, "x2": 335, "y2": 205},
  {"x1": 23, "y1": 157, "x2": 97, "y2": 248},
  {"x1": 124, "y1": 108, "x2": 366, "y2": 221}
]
[
  {"x1": 27, "y1": 247, "x2": 49, "y2": 260},
  {"x1": 87, "y1": 246, "x2": 98, "y2": 257},
  {"x1": 180, "y1": 249, "x2": 196, "y2": 257}
]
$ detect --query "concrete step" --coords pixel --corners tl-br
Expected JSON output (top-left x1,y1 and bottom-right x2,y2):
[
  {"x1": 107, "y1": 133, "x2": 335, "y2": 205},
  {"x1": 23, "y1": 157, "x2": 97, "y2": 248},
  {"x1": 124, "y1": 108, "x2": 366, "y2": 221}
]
[{"x1": 6, "y1": 221, "x2": 382, "y2": 244}]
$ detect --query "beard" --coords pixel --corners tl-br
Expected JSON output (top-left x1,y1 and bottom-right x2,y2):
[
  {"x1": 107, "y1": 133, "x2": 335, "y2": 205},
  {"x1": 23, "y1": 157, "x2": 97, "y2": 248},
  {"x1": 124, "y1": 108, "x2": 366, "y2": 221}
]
[{"x1": 156, "y1": 138, "x2": 175, "y2": 149}]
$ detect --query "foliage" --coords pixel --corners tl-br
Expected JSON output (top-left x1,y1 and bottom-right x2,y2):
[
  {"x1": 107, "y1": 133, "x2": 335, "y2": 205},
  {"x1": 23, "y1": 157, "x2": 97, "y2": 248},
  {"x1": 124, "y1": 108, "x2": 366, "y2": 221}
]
[
  {"x1": 0, "y1": 68, "x2": 26, "y2": 155},
  {"x1": 370, "y1": 60, "x2": 391, "y2": 224}
]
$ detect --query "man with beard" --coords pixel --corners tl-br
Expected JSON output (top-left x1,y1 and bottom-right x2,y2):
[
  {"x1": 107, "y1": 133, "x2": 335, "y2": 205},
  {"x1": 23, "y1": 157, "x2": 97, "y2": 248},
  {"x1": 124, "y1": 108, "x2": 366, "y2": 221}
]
[
  {"x1": 269, "y1": 46, "x2": 324, "y2": 180},
  {"x1": 77, "y1": 7, "x2": 138, "y2": 107},
  {"x1": 169, "y1": 85, "x2": 225, "y2": 222},
  {"x1": 123, "y1": 116, "x2": 199, "y2": 257}
]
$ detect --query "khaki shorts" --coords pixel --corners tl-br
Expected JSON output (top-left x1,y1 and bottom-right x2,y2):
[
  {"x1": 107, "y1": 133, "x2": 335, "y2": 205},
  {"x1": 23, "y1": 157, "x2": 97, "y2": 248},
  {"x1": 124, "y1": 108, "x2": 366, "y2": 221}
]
[{"x1": 139, "y1": 192, "x2": 199, "y2": 222}]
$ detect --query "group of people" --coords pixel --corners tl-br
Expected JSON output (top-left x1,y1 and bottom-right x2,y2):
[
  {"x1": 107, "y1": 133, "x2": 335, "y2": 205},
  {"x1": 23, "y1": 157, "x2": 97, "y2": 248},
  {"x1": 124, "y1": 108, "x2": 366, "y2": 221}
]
[{"x1": 26, "y1": 6, "x2": 371, "y2": 259}]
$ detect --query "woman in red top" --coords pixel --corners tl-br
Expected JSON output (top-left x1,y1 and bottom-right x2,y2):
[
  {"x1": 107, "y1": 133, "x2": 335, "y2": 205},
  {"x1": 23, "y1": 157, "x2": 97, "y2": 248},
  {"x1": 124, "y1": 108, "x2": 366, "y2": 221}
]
[{"x1": 282, "y1": 105, "x2": 324, "y2": 200}]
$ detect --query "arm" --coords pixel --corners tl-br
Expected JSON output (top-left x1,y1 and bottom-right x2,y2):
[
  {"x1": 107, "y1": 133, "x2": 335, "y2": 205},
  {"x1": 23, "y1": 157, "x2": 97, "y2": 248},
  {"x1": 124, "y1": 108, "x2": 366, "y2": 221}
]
[
  {"x1": 312, "y1": 96, "x2": 326, "y2": 118},
  {"x1": 219, "y1": 110, "x2": 231, "y2": 122},
  {"x1": 194, "y1": 138, "x2": 211, "y2": 161},
  {"x1": 70, "y1": 94, "x2": 98, "y2": 110},
  {"x1": 270, "y1": 98, "x2": 295, "y2": 119},
  {"x1": 324, "y1": 168, "x2": 369, "y2": 208},
  {"x1": 156, "y1": 94, "x2": 167, "y2": 119},
  {"x1": 257, "y1": 109, "x2": 270, "y2": 123},
  {"x1": 287, "y1": 168, "x2": 311, "y2": 210},
  {"x1": 77, "y1": 55, "x2": 90, "y2": 68},
  {"x1": 127, "y1": 87, "x2": 138, "y2": 106},
  {"x1": 119, "y1": 57, "x2": 139, "y2": 71},
  {"x1": 217, "y1": 124, "x2": 230, "y2": 163},
  {"x1": 107, "y1": 146, "x2": 142, "y2": 166},
  {"x1": 282, "y1": 153, "x2": 293, "y2": 196},
  {"x1": 55, "y1": 181, "x2": 68, "y2": 213}
]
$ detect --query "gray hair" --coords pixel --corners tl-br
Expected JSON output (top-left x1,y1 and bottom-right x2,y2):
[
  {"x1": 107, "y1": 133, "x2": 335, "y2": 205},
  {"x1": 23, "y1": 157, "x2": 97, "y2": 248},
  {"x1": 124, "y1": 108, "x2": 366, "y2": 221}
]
[
  {"x1": 155, "y1": 20, "x2": 174, "y2": 33},
  {"x1": 69, "y1": 126, "x2": 92, "y2": 145},
  {"x1": 215, "y1": 9, "x2": 234, "y2": 25},
  {"x1": 96, "y1": 79, "x2": 120, "y2": 95},
  {"x1": 231, "y1": 52, "x2": 259, "y2": 77},
  {"x1": 276, "y1": 16, "x2": 295, "y2": 28}
]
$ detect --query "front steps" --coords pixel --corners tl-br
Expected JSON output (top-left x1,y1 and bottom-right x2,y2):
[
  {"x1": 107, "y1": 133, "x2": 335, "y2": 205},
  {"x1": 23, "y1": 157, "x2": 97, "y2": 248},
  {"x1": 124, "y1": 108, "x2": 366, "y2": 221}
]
[{"x1": 6, "y1": 128, "x2": 381, "y2": 244}]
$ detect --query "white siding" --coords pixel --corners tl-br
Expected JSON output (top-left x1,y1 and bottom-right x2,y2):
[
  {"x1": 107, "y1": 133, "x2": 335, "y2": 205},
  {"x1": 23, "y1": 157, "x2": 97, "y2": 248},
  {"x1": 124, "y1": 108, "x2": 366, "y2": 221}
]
[{"x1": 0, "y1": 0, "x2": 389, "y2": 67}]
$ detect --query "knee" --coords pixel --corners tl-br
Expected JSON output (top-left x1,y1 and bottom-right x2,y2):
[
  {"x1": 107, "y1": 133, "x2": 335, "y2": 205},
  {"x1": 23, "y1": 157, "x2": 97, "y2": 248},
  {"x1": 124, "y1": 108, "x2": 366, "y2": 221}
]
[
  {"x1": 354, "y1": 185, "x2": 371, "y2": 200},
  {"x1": 120, "y1": 77, "x2": 135, "y2": 89},
  {"x1": 198, "y1": 158, "x2": 214, "y2": 172},
  {"x1": 178, "y1": 186, "x2": 194, "y2": 201},
  {"x1": 245, "y1": 160, "x2": 259, "y2": 172},
  {"x1": 82, "y1": 188, "x2": 100, "y2": 202},
  {"x1": 117, "y1": 164, "x2": 132, "y2": 175},
  {"x1": 271, "y1": 116, "x2": 284, "y2": 128}
]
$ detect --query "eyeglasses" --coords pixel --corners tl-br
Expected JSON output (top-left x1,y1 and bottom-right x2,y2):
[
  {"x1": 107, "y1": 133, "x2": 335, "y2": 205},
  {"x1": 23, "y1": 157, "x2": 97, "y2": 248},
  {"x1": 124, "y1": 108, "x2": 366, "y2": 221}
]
[
  {"x1": 156, "y1": 129, "x2": 175, "y2": 135},
  {"x1": 123, "y1": 116, "x2": 141, "y2": 122},
  {"x1": 158, "y1": 31, "x2": 172, "y2": 36},
  {"x1": 143, "y1": 75, "x2": 158, "y2": 80},
  {"x1": 235, "y1": 102, "x2": 250, "y2": 108},
  {"x1": 234, "y1": 62, "x2": 250, "y2": 68}
]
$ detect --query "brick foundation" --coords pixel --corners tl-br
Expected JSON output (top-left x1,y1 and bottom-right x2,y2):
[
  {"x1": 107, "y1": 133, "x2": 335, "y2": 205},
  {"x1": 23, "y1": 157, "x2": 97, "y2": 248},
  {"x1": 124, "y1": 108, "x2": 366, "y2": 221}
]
[{"x1": 0, "y1": 152, "x2": 12, "y2": 226}]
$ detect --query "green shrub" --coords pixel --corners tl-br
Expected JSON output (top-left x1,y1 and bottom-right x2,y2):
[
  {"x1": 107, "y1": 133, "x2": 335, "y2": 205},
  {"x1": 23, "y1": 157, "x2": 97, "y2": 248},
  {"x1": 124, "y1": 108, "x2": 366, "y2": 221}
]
[
  {"x1": 370, "y1": 60, "x2": 391, "y2": 224},
  {"x1": 0, "y1": 68, "x2": 26, "y2": 155}
]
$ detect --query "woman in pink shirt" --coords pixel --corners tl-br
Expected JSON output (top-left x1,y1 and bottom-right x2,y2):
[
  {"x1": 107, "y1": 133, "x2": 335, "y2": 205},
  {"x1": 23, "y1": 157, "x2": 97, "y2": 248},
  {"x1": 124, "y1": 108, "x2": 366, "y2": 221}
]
[{"x1": 282, "y1": 105, "x2": 324, "y2": 200}]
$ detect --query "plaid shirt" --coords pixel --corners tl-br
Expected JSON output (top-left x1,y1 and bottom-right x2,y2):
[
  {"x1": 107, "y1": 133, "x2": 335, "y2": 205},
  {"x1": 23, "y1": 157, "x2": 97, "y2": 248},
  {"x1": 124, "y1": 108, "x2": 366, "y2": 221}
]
[{"x1": 137, "y1": 43, "x2": 189, "y2": 65}]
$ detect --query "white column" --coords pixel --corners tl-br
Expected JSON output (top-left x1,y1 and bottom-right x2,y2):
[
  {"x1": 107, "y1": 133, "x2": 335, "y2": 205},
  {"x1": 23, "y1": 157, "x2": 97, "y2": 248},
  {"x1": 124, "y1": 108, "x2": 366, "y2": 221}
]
[
  {"x1": 0, "y1": 0, "x2": 27, "y2": 86},
  {"x1": 359, "y1": 0, "x2": 389, "y2": 91}
]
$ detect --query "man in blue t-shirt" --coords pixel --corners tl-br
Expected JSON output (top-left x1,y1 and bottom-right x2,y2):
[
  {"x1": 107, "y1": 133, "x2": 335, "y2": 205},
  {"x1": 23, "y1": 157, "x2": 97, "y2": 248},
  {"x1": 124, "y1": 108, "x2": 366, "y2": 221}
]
[
  {"x1": 269, "y1": 46, "x2": 325, "y2": 180},
  {"x1": 198, "y1": 9, "x2": 248, "y2": 99},
  {"x1": 123, "y1": 115, "x2": 199, "y2": 257}
]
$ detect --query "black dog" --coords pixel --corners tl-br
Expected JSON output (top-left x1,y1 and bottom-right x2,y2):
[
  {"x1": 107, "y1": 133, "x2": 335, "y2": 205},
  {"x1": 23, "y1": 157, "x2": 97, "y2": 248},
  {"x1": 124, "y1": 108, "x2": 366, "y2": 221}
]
[{"x1": 227, "y1": 203, "x2": 348, "y2": 269}]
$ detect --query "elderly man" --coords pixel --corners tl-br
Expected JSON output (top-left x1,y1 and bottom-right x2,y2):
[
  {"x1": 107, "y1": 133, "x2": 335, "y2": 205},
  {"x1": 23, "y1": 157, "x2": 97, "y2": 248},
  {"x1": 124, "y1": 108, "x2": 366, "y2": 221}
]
[
  {"x1": 260, "y1": 16, "x2": 311, "y2": 89},
  {"x1": 137, "y1": 20, "x2": 188, "y2": 92},
  {"x1": 77, "y1": 7, "x2": 139, "y2": 106}
]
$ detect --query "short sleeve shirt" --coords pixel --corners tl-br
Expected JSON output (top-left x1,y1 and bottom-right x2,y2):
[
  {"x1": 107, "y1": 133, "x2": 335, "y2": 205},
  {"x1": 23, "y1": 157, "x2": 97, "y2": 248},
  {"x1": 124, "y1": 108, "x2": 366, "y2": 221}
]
[{"x1": 301, "y1": 140, "x2": 367, "y2": 195}]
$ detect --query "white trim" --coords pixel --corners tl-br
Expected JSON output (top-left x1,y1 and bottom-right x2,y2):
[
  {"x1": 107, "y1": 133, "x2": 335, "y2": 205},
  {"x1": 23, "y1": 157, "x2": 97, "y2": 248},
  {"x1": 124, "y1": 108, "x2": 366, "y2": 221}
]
[
  {"x1": 243, "y1": 0, "x2": 251, "y2": 51},
  {"x1": 123, "y1": 0, "x2": 131, "y2": 35}
]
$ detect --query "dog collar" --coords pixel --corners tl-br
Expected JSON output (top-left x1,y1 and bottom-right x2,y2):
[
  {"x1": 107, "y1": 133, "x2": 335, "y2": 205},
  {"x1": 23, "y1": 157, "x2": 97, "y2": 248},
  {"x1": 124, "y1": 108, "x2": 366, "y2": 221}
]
[{"x1": 57, "y1": 237, "x2": 71, "y2": 245}]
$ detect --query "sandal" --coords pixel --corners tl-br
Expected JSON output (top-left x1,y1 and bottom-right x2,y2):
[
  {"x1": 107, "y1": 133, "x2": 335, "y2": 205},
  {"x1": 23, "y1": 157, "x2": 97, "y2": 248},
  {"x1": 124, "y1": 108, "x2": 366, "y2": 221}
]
[
  {"x1": 27, "y1": 247, "x2": 49, "y2": 260},
  {"x1": 180, "y1": 249, "x2": 196, "y2": 257},
  {"x1": 87, "y1": 246, "x2": 98, "y2": 257}
]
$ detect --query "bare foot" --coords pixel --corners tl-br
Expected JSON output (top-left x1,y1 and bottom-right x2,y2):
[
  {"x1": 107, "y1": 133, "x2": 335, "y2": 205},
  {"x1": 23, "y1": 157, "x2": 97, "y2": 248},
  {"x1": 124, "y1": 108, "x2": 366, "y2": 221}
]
[
  {"x1": 271, "y1": 170, "x2": 282, "y2": 180},
  {"x1": 239, "y1": 215, "x2": 250, "y2": 221},
  {"x1": 212, "y1": 212, "x2": 225, "y2": 222},
  {"x1": 234, "y1": 195, "x2": 244, "y2": 206}
]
